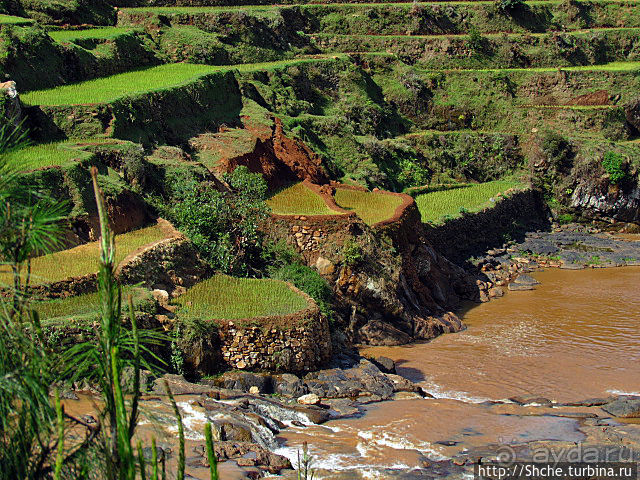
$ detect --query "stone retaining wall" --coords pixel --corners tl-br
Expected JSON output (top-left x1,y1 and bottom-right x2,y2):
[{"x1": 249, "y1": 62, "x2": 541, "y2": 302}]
[
  {"x1": 267, "y1": 181, "x2": 415, "y2": 264},
  {"x1": 2, "y1": 220, "x2": 190, "y2": 300},
  {"x1": 214, "y1": 287, "x2": 331, "y2": 373}
]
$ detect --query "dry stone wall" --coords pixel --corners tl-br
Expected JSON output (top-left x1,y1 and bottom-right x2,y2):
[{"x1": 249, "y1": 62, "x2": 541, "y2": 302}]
[{"x1": 210, "y1": 288, "x2": 331, "y2": 373}]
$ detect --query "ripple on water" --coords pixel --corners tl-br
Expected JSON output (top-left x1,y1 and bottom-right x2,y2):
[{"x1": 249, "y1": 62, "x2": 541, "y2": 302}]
[{"x1": 278, "y1": 267, "x2": 640, "y2": 475}]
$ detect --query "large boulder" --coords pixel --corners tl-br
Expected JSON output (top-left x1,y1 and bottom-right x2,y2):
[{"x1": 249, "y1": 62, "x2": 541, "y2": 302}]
[
  {"x1": 0, "y1": 80, "x2": 22, "y2": 122},
  {"x1": 273, "y1": 373, "x2": 307, "y2": 398},
  {"x1": 602, "y1": 396, "x2": 640, "y2": 418},
  {"x1": 212, "y1": 371, "x2": 272, "y2": 394},
  {"x1": 357, "y1": 319, "x2": 412, "y2": 346},
  {"x1": 303, "y1": 359, "x2": 396, "y2": 400}
]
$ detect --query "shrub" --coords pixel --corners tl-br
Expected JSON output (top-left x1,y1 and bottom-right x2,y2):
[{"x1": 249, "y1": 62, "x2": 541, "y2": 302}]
[
  {"x1": 466, "y1": 27, "x2": 487, "y2": 55},
  {"x1": 342, "y1": 239, "x2": 363, "y2": 267},
  {"x1": 539, "y1": 130, "x2": 574, "y2": 173},
  {"x1": 602, "y1": 151, "x2": 628, "y2": 184},
  {"x1": 269, "y1": 262, "x2": 333, "y2": 321},
  {"x1": 557, "y1": 213, "x2": 574, "y2": 224},
  {"x1": 163, "y1": 166, "x2": 269, "y2": 275},
  {"x1": 497, "y1": 0, "x2": 525, "y2": 12}
]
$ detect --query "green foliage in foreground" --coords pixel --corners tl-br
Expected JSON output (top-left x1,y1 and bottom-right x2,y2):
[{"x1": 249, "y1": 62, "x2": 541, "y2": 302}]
[
  {"x1": 415, "y1": 180, "x2": 522, "y2": 224},
  {"x1": 334, "y1": 188, "x2": 403, "y2": 225},
  {"x1": 175, "y1": 275, "x2": 309, "y2": 320},
  {"x1": 267, "y1": 182, "x2": 341, "y2": 216}
]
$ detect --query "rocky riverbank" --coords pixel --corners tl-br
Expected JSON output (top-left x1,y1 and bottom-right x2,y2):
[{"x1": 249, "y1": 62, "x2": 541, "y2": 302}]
[
  {"x1": 66, "y1": 360, "x2": 640, "y2": 479},
  {"x1": 472, "y1": 224, "x2": 640, "y2": 299},
  {"x1": 65, "y1": 354, "x2": 427, "y2": 479}
]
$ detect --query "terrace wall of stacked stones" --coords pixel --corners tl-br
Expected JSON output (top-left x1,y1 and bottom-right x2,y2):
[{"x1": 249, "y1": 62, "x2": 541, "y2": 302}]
[{"x1": 215, "y1": 286, "x2": 332, "y2": 372}]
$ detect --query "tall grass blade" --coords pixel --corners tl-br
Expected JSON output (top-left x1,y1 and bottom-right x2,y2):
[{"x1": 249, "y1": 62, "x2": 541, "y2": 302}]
[
  {"x1": 128, "y1": 295, "x2": 141, "y2": 439},
  {"x1": 111, "y1": 346, "x2": 136, "y2": 479},
  {"x1": 137, "y1": 440, "x2": 147, "y2": 480},
  {"x1": 54, "y1": 389, "x2": 64, "y2": 480},
  {"x1": 151, "y1": 438, "x2": 158, "y2": 480},
  {"x1": 204, "y1": 422, "x2": 219, "y2": 480}
]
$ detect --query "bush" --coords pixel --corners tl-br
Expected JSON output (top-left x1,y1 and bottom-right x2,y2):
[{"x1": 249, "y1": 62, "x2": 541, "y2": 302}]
[
  {"x1": 497, "y1": 0, "x2": 525, "y2": 12},
  {"x1": 163, "y1": 166, "x2": 269, "y2": 275},
  {"x1": 269, "y1": 262, "x2": 334, "y2": 321},
  {"x1": 342, "y1": 239, "x2": 363, "y2": 267},
  {"x1": 557, "y1": 213, "x2": 574, "y2": 224},
  {"x1": 540, "y1": 130, "x2": 574, "y2": 173},
  {"x1": 466, "y1": 27, "x2": 487, "y2": 55},
  {"x1": 602, "y1": 151, "x2": 628, "y2": 184}
]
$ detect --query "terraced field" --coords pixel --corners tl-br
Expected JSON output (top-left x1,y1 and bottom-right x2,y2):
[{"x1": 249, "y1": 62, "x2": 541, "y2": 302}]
[
  {"x1": 0, "y1": 14, "x2": 32, "y2": 25},
  {"x1": 20, "y1": 57, "x2": 338, "y2": 106},
  {"x1": 414, "y1": 180, "x2": 523, "y2": 224},
  {"x1": 35, "y1": 286, "x2": 154, "y2": 321},
  {"x1": 48, "y1": 27, "x2": 138, "y2": 43},
  {"x1": 0, "y1": 223, "x2": 171, "y2": 287},
  {"x1": 268, "y1": 182, "x2": 342, "y2": 216},
  {"x1": 174, "y1": 275, "x2": 309, "y2": 320},
  {"x1": 3, "y1": 0, "x2": 638, "y2": 232},
  {"x1": 334, "y1": 187, "x2": 404, "y2": 225}
]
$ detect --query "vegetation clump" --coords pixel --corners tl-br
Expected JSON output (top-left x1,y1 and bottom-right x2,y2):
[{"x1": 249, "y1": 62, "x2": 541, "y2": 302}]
[
  {"x1": 602, "y1": 151, "x2": 629, "y2": 184},
  {"x1": 161, "y1": 166, "x2": 269, "y2": 275}
]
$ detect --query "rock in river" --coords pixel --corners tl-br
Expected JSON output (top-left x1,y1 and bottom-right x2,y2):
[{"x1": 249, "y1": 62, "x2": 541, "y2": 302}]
[{"x1": 602, "y1": 396, "x2": 640, "y2": 418}]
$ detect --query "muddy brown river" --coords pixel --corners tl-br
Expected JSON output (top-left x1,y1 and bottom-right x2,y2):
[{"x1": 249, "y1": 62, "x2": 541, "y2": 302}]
[{"x1": 275, "y1": 267, "x2": 640, "y2": 478}]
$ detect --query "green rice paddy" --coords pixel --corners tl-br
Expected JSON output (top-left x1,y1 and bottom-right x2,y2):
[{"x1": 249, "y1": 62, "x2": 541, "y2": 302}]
[
  {"x1": 0, "y1": 14, "x2": 32, "y2": 25},
  {"x1": 334, "y1": 187, "x2": 403, "y2": 225},
  {"x1": 121, "y1": 0, "x2": 632, "y2": 15},
  {"x1": 35, "y1": 286, "x2": 152, "y2": 320},
  {"x1": 267, "y1": 182, "x2": 341, "y2": 216},
  {"x1": 0, "y1": 223, "x2": 170, "y2": 286},
  {"x1": 21, "y1": 58, "x2": 338, "y2": 106},
  {"x1": 3, "y1": 142, "x2": 94, "y2": 170},
  {"x1": 48, "y1": 27, "x2": 138, "y2": 43},
  {"x1": 415, "y1": 180, "x2": 522, "y2": 224},
  {"x1": 174, "y1": 275, "x2": 309, "y2": 320}
]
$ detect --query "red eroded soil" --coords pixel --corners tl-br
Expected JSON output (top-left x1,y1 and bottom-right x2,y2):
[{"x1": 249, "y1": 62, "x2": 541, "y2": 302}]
[
  {"x1": 193, "y1": 115, "x2": 329, "y2": 191},
  {"x1": 568, "y1": 89, "x2": 611, "y2": 106}
]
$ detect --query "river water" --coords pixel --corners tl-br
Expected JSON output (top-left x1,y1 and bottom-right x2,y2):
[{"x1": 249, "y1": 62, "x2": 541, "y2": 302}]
[{"x1": 276, "y1": 267, "x2": 640, "y2": 478}]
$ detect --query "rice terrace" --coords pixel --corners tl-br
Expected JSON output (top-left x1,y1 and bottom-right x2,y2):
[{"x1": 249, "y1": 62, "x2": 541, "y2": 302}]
[{"x1": 1, "y1": 0, "x2": 640, "y2": 478}]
